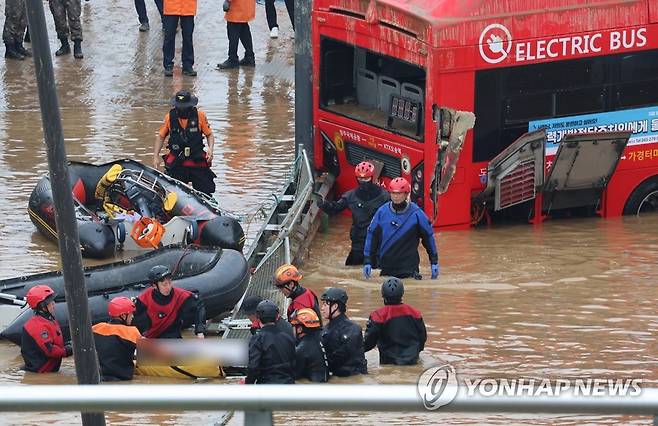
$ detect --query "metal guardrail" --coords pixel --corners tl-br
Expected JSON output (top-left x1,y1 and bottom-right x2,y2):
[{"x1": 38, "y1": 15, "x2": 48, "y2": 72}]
[{"x1": 1, "y1": 385, "x2": 658, "y2": 424}]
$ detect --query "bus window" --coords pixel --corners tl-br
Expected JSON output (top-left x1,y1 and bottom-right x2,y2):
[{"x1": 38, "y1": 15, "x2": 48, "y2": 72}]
[{"x1": 319, "y1": 37, "x2": 426, "y2": 141}]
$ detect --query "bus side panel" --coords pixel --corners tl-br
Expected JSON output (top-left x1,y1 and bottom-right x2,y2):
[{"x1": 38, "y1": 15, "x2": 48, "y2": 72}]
[
  {"x1": 434, "y1": 67, "x2": 477, "y2": 228},
  {"x1": 604, "y1": 147, "x2": 658, "y2": 216},
  {"x1": 651, "y1": 1, "x2": 658, "y2": 23}
]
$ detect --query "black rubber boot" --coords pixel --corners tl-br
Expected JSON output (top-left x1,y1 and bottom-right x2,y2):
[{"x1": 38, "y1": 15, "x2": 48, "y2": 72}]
[
  {"x1": 4, "y1": 43, "x2": 25, "y2": 60},
  {"x1": 73, "y1": 40, "x2": 83, "y2": 59},
  {"x1": 15, "y1": 41, "x2": 32, "y2": 57},
  {"x1": 55, "y1": 38, "x2": 70, "y2": 56}
]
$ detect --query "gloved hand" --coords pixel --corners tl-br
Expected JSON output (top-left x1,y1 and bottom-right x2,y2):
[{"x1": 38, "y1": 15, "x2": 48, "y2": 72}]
[
  {"x1": 431, "y1": 263, "x2": 439, "y2": 280},
  {"x1": 65, "y1": 343, "x2": 73, "y2": 357},
  {"x1": 363, "y1": 264, "x2": 372, "y2": 279}
]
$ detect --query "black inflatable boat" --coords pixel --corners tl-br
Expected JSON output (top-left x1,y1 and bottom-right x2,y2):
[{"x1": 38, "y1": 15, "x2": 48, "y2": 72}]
[
  {"x1": 28, "y1": 159, "x2": 245, "y2": 258},
  {"x1": 0, "y1": 244, "x2": 250, "y2": 345}
]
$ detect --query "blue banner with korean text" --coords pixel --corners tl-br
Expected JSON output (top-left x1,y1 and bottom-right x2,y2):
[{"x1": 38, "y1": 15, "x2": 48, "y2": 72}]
[{"x1": 529, "y1": 106, "x2": 658, "y2": 155}]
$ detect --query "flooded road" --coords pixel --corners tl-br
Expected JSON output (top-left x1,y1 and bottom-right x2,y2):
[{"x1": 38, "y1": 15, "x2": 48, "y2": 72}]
[{"x1": 1, "y1": 1, "x2": 658, "y2": 425}]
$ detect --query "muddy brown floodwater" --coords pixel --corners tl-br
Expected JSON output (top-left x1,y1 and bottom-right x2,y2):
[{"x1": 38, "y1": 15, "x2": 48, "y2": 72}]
[{"x1": 1, "y1": 1, "x2": 657, "y2": 425}]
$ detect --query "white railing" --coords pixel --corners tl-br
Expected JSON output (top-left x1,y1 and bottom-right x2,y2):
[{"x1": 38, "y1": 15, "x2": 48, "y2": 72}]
[{"x1": 1, "y1": 385, "x2": 657, "y2": 425}]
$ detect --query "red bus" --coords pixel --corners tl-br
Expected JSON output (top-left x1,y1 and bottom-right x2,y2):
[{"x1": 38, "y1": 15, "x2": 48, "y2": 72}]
[{"x1": 312, "y1": 0, "x2": 658, "y2": 229}]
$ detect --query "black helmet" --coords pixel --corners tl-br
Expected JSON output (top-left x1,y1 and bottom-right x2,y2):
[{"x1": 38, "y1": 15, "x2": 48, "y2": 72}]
[
  {"x1": 242, "y1": 295, "x2": 263, "y2": 315},
  {"x1": 381, "y1": 277, "x2": 404, "y2": 300},
  {"x1": 148, "y1": 265, "x2": 172, "y2": 283},
  {"x1": 256, "y1": 300, "x2": 279, "y2": 323},
  {"x1": 321, "y1": 287, "x2": 348, "y2": 306}
]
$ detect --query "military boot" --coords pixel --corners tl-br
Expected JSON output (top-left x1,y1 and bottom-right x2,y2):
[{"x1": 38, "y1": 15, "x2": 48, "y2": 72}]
[
  {"x1": 4, "y1": 43, "x2": 25, "y2": 60},
  {"x1": 55, "y1": 38, "x2": 70, "y2": 56},
  {"x1": 15, "y1": 41, "x2": 32, "y2": 57},
  {"x1": 73, "y1": 40, "x2": 83, "y2": 59}
]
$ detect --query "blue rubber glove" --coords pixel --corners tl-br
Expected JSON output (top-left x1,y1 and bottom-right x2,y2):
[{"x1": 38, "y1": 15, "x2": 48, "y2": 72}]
[
  {"x1": 363, "y1": 264, "x2": 372, "y2": 279},
  {"x1": 431, "y1": 263, "x2": 439, "y2": 279}
]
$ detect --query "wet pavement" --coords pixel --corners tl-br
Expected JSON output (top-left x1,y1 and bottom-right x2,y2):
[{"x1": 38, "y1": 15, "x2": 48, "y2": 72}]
[{"x1": 1, "y1": 1, "x2": 658, "y2": 425}]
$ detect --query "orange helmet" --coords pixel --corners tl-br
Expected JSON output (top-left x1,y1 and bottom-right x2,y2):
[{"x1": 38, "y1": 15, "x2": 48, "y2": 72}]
[
  {"x1": 273, "y1": 264, "x2": 302, "y2": 287},
  {"x1": 290, "y1": 308, "x2": 321, "y2": 329},
  {"x1": 26, "y1": 285, "x2": 56, "y2": 310},
  {"x1": 389, "y1": 177, "x2": 411, "y2": 193},
  {"x1": 354, "y1": 162, "x2": 375, "y2": 179},
  {"x1": 108, "y1": 297, "x2": 136, "y2": 317}
]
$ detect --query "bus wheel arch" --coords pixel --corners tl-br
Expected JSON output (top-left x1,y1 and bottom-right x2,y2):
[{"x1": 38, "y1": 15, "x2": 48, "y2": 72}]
[{"x1": 623, "y1": 176, "x2": 658, "y2": 217}]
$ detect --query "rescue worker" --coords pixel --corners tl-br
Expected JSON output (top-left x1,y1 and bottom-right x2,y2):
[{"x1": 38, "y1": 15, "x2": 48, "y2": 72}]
[
  {"x1": 134, "y1": 0, "x2": 163, "y2": 31},
  {"x1": 217, "y1": 0, "x2": 255, "y2": 69},
  {"x1": 134, "y1": 265, "x2": 206, "y2": 339},
  {"x1": 153, "y1": 90, "x2": 217, "y2": 195},
  {"x1": 318, "y1": 161, "x2": 390, "y2": 266},
  {"x1": 20, "y1": 285, "x2": 72, "y2": 373},
  {"x1": 49, "y1": 0, "x2": 83, "y2": 58},
  {"x1": 363, "y1": 177, "x2": 439, "y2": 280},
  {"x1": 162, "y1": 0, "x2": 197, "y2": 75},
  {"x1": 273, "y1": 263, "x2": 321, "y2": 322},
  {"x1": 3, "y1": 0, "x2": 31, "y2": 60},
  {"x1": 92, "y1": 297, "x2": 142, "y2": 381},
  {"x1": 245, "y1": 300, "x2": 296, "y2": 384},
  {"x1": 320, "y1": 287, "x2": 367, "y2": 377},
  {"x1": 364, "y1": 277, "x2": 427, "y2": 365},
  {"x1": 290, "y1": 308, "x2": 329, "y2": 383},
  {"x1": 241, "y1": 294, "x2": 293, "y2": 336}
]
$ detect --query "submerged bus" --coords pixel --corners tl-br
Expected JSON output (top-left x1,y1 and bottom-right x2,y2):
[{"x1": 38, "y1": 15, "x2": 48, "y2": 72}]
[{"x1": 312, "y1": 0, "x2": 658, "y2": 229}]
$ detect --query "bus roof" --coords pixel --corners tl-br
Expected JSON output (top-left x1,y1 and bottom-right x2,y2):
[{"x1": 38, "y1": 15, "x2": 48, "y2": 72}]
[{"x1": 315, "y1": 0, "x2": 651, "y2": 48}]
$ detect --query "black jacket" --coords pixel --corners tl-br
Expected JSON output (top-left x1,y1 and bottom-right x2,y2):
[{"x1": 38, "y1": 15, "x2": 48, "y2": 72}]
[
  {"x1": 295, "y1": 331, "x2": 329, "y2": 382},
  {"x1": 246, "y1": 323, "x2": 296, "y2": 384},
  {"x1": 321, "y1": 314, "x2": 367, "y2": 377},
  {"x1": 364, "y1": 303, "x2": 427, "y2": 365}
]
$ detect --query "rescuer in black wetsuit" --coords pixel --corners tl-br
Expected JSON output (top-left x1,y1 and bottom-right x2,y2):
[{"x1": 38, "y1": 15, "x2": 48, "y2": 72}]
[
  {"x1": 20, "y1": 285, "x2": 72, "y2": 373},
  {"x1": 364, "y1": 277, "x2": 427, "y2": 365},
  {"x1": 318, "y1": 161, "x2": 389, "y2": 266},
  {"x1": 320, "y1": 287, "x2": 367, "y2": 377},
  {"x1": 245, "y1": 300, "x2": 296, "y2": 384},
  {"x1": 241, "y1": 294, "x2": 293, "y2": 336},
  {"x1": 92, "y1": 297, "x2": 142, "y2": 381},
  {"x1": 290, "y1": 308, "x2": 329, "y2": 383},
  {"x1": 133, "y1": 265, "x2": 206, "y2": 339}
]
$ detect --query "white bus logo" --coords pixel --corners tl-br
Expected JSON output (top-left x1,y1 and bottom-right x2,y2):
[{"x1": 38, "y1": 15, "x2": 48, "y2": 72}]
[{"x1": 479, "y1": 23, "x2": 512, "y2": 64}]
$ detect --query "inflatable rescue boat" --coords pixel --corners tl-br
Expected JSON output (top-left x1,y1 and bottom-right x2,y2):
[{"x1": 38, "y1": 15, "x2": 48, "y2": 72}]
[
  {"x1": 0, "y1": 244, "x2": 250, "y2": 344},
  {"x1": 28, "y1": 159, "x2": 245, "y2": 258}
]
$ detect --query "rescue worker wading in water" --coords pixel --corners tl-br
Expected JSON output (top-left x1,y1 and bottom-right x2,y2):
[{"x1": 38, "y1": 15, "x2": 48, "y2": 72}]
[
  {"x1": 92, "y1": 297, "x2": 142, "y2": 381},
  {"x1": 20, "y1": 285, "x2": 72, "y2": 373},
  {"x1": 154, "y1": 90, "x2": 216, "y2": 195},
  {"x1": 273, "y1": 263, "x2": 321, "y2": 323},
  {"x1": 134, "y1": 265, "x2": 206, "y2": 339},
  {"x1": 241, "y1": 294, "x2": 293, "y2": 336},
  {"x1": 318, "y1": 161, "x2": 390, "y2": 266},
  {"x1": 290, "y1": 308, "x2": 329, "y2": 383}
]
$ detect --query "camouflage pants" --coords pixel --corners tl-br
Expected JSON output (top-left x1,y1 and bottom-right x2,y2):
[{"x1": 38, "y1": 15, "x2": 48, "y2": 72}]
[
  {"x1": 2, "y1": 0, "x2": 27, "y2": 45},
  {"x1": 49, "y1": 0, "x2": 82, "y2": 41}
]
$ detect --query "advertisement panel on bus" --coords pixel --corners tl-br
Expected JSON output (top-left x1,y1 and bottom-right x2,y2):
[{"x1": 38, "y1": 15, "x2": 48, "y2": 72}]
[{"x1": 529, "y1": 106, "x2": 658, "y2": 155}]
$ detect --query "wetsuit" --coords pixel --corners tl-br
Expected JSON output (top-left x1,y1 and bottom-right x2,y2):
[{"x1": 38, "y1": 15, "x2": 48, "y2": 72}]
[
  {"x1": 364, "y1": 303, "x2": 427, "y2": 365},
  {"x1": 287, "y1": 285, "x2": 321, "y2": 324},
  {"x1": 21, "y1": 311, "x2": 71, "y2": 373},
  {"x1": 134, "y1": 287, "x2": 206, "y2": 338},
  {"x1": 246, "y1": 322, "x2": 296, "y2": 384},
  {"x1": 319, "y1": 182, "x2": 389, "y2": 265},
  {"x1": 364, "y1": 201, "x2": 438, "y2": 279},
  {"x1": 295, "y1": 330, "x2": 329, "y2": 382},
  {"x1": 250, "y1": 317, "x2": 294, "y2": 337},
  {"x1": 92, "y1": 320, "x2": 142, "y2": 381},
  {"x1": 321, "y1": 313, "x2": 367, "y2": 377}
]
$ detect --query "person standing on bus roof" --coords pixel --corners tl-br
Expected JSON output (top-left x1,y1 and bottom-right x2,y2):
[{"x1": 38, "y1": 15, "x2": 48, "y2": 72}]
[
  {"x1": 318, "y1": 161, "x2": 390, "y2": 266},
  {"x1": 363, "y1": 177, "x2": 439, "y2": 280},
  {"x1": 272, "y1": 263, "x2": 322, "y2": 323}
]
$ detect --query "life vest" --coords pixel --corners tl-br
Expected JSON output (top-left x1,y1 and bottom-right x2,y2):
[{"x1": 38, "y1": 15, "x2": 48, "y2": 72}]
[
  {"x1": 166, "y1": 108, "x2": 206, "y2": 167},
  {"x1": 21, "y1": 314, "x2": 67, "y2": 373},
  {"x1": 163, "y1": 0, "x2": 197, "y2": 16},
  {"x1": 287, "y1": 287, "x2": 321, "y2": 323},
  {"x1": 138, "y1": 287, "x2": 192, "y2": 338}
]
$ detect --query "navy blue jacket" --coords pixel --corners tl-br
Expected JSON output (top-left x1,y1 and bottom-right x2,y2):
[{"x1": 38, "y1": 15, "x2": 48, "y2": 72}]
[{"x1": 364, "y1": 201, "x2": 438, "y2": 278}]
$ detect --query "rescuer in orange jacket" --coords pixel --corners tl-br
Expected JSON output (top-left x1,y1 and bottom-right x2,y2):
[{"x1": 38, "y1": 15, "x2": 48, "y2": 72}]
[
  {"x1": 20, "y1": 285, "x2": 72, "y2": 373},
  {"x1": 272, "y1": 263, "x2": 322, "y2": 323},
  {"x1": 162, "y1": 0, "x2": 197, "y2": 76},
  {"x1": 217, "y1": 0, "x2": 255, "y2": 69}
]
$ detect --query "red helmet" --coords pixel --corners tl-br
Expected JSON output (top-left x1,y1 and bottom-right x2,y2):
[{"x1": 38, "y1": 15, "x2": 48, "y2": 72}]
[
  {"x1": 26, "y1": 285, "x2": 56, "y2": 310},
  {"x1": 354, "y1": 162, "x2": 375, "y2": 179},
  {"x1": 389, "y1": 177, "x2": 411, "y2": 193},
  {"x1": 108, "y1": 297, "x2": 136, "y2": 317}
]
